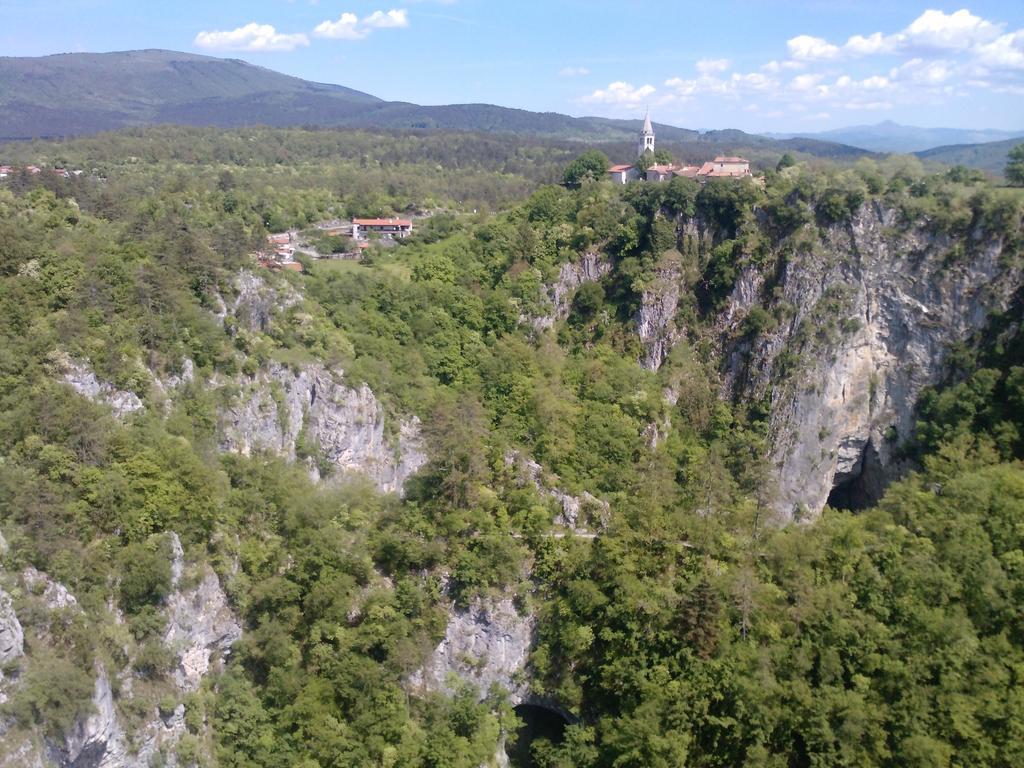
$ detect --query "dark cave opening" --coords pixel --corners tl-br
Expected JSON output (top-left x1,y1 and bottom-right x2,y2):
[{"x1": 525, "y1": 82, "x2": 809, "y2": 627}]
[
  {"x1": 826, "y1": 439, "x2": 886, "y2": 512},
  {"x1": 507, "y1": 704, "x2": 571, "y2": 768}
]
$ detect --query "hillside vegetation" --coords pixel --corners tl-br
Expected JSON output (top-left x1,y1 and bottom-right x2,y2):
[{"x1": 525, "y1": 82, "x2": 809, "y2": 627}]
[{"x1": 0, "y1": 128, "x2": 1022, "y2": 767}]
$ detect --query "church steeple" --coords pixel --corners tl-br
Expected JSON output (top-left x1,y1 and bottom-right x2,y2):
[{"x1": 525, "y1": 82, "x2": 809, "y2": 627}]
[{"x1": 638, "y1": 108, "x2": 655, "y2": 158}]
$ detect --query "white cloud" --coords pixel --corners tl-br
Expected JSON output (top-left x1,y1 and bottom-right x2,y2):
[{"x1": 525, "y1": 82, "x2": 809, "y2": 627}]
[
  {"x1": 696, "y1": 57, "x2": 731, "y2": 74},
  {"x1": 582, "y1": 81, "x2": 656, "y2": 106},
  {"x1": 559, "y1": 66, "x2": 590, "y2": 77},
  {"x1": 762, "y1": 59, "x2": 803, "y2": 73},
  {"x1": 194, "y1": 22, "x2": 309, "y2": 52},
  {"x1": 903, "y1": 9, "x2": 1000, "y2": 51},
  {"x1": 787, "y1": 35, "x2": 840, "y2": 61},
  {"x1": 314, "y1": 12, "x2": 363, "y2": 39},
  {"x1": 314, "y1": 9, "x2": 409, "y2": 40},
  {"x1": 790, "y1": 73, "x2": 824, "y2": 90},
  {"x1": 843, "y1": 32, "x2": 894, "y2": 56},
  {"x1": 362, "y1": 9, "x2": 409, "y2": 29},
  {"x1": 890, "y1": 58, "x2": 954, "y2": 85},
  {"x1": 976, "y1": 31, "x2": 1024, "y2": 70}
]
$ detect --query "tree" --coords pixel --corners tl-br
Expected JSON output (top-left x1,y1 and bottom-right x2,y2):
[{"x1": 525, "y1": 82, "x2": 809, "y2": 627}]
[
  {"x1": 563, "y1": 150, "x2": 610, "y2": 187},
  {"x1": 776, "y1": 152, "x2": 797, "y2": 171},
  {"x1": 1006, "y1": 143, "x2": 1024, "y2": 186},
  {"x1": 636, "y1": 148, "x2": 674, "y2": 173}
]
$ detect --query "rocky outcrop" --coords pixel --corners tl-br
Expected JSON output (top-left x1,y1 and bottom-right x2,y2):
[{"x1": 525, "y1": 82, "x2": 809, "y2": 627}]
[
  {"x1": 58, "y1": 358, "x2": 143, "y2": 419},
  {"x1": 636, "y1": 252, "x2": 683, "y2": 371},
  {"x1": 57, "y1": 669, "x2": 129, "y2": 768},
  {"x1": 411, "y1": 597, "x2": 534, "y2": 704},
  {"x1": 505, "y1": 452, "x2": 608, "y2": 532},
  {"x1": 22, "y1": 567, "x2": 78, "y2": 612},
  {"x1": 532, "y1": 252, "x2": 612, "y2": 331},
  {"x1": 163, "y1": 534, "x2": 242, "y2": 692},
  {"x1": 229, "y1": 269, "x2": 301, "y2": 332},
  {"x1": 0, "y1": 587, "x2": 24, "y2": 704},
  {"x1": 0, "y1": 589, "x2": 23, "y2": 666},
  {"x1": 724, "y1": 201, "x2": 1022, "y2": 519},
  {"x1": 219, "y1": 361, "x2": 426, "y2": 494},
  {"x1": 2, "y1": 538, "x2": 237, "y2": 768}
]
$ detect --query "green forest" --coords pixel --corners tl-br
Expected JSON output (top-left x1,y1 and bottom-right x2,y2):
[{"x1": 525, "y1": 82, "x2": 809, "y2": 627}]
[{"x1": 0, "y1": 126, "x2": 1023, "y2": 768}]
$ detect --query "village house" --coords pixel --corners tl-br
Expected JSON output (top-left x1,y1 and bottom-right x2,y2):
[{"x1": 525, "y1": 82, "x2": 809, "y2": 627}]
[
  {"x1": 607, "y1": 111, "x2": 753, "y2": 185},
  {"x1": 608, "y1": 163, "x2": 641, "y2": 184},
  {"x1": 352, "y1": 217, "x2": 413, "y2": 240},
  {"x1": 0, "y1": 166, "x2": 11, "y2": 179}
]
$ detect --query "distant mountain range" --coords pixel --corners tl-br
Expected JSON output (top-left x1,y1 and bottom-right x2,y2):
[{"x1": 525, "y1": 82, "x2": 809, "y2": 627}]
[
  {"x1": 0, "y1": 49, "x2": 870, "y2": 162},
  {"x1": 916, "y1": 137, "x2": 1024, "y2": 176},
  {"x1": 768, "y1": 120, "x2": 1024, "y2": 154},
  {"x1": 3, "y1": 51, "x2": 1020, "y2": 174}
]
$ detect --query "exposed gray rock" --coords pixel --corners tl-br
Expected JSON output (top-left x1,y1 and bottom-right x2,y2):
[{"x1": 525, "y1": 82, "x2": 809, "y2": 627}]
[
  {"x1": 219, "y1": 361, "x2": 426, "y2": 494},
  {"x1": 505, "y1": 451, "x2": 608, "y2": 532},
  {"x1": 723, "y1": 201, "x2": 1022, "y2": 519},
  {"x1": 532, "y1": 252, "x2": 611, "y2": 331},
  {"x1": 155, "y1": 358, "x2": 195, "y2": 393},
  {"x1": 410, "y1": 597, "x2": 534, "y2": 705},
  {"x1": 57, "y1": 668, "x2": 129, "y2": 768},
  {"x1": 0, "y1": 589, "x2": 23, "y2": 665},
  {"x1": 163, "y1": 534, "x2": 242, "y2": 692},
  {"x1": 58, "y1": 358, "x2": 143, "y2": 419},
  {"x1": 636, "y1": 253, "x2": 683, "y2": 371},
  {"x1": 230, "y1": 269, "x2": 301, "y2": 333},
  {"x1": 22, "y1": 568, "x2": 78, "y2": 612}
]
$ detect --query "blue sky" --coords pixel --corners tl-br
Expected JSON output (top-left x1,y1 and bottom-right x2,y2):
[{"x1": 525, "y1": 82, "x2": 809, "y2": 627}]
[{"x1": 3, "y1": 1, "x2": 1023, "y2": 131}]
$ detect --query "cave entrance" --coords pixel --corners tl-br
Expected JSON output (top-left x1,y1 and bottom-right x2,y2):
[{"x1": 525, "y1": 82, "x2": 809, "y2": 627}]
[
  {"x1": 507, "y1": 704, "x2": 572, "y2": 768},
  {"x1": 826, "y1": 439, "x2": 886, "y2": 511}
]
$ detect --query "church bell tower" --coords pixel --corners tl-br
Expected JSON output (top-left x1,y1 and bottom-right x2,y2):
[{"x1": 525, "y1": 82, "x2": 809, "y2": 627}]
[{"x1": 638, "y1": 109, "x2": 655, "y2": 158}]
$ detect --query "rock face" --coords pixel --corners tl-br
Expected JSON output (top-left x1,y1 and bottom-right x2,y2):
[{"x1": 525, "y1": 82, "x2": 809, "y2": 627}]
[
  {"x1": 0, "y1": 589, "x2": 23, "y2": 666},
  {"x1": 163, "y1": 534, "x2": 242, "y2": 692},
  {"x1": 22, "y1": 567, "x2": 79, "y2": 611},
  {"x1": 636, "y1": 253, "x2": 684, "y2": 371},
  {"x1": 723, "y1": 201, "x2": 1022, "y2": 519},
  {"x1": 219, "y1": 361, "x2": 426, "y2": 494},
  {"x1": 411, "y1": 597, "x2": 534, "y2": 705},
  {"x1": 59, "y1": 358, "x2": 143, "y2": 419},
  {"x1": 505, "y1": 452, "x2": 608, "y2": 532},
  {"x1": 229, "y1": 269, "x2": 301, "y2": 332},
  {"x1": 532, "y1": 252, "x2": 612, "y2": 331},
  {"x1": 1, "y1": 537, "x2": 239, "y2": 768},
  {"x1": 57, "y1": 669, "x2": 129, "y2": 768}
]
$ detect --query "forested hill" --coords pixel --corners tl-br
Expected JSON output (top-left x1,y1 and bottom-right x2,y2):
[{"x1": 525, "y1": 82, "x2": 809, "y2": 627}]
[
  {"x1": 916, "y1": 136, "x2": 1024, "y2": 177},
  {"x1": 0, "y1": 49, "x2": 867, "y2": 162},
  {"x1": 0, "y1": 127, "x2": 1023, "y2": 766}
]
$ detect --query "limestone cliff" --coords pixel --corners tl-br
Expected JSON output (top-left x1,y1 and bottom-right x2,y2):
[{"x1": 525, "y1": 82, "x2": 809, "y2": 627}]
[
  {"x1": 636, "y1": 252, "x2": 684, "y2": 371},
  {"x1": 721, "y1": 201, "x2": 1022, "y2": 519},
  {"x1": 410, "y1": 596, "x2": 534, "y2": 705},
  {"x1": 531, "y1": 252, "x2": 611, "y2": 332},
  {"x1": 0, "y1": 533, "x2": 240, "y2": 768},
  {"x1": 218, "y1": 361, "x2": 426, "y2": 494}
]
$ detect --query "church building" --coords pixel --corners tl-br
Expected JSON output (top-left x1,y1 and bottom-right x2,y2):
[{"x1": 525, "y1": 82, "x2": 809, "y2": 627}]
[{"x1": 607, "y1": 110, "x2": 751, "y2": 185}]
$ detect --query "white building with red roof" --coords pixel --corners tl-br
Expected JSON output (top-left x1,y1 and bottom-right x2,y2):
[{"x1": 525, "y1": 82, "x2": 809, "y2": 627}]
[
  {"x1": 698, "y1": 156, "x2": 751, "y2": 179},
  {"x1": 352, "y1": 218, "x2": 413, "y2": 240},
  {"x1": 608, "y1": 163, "x2": 640, "y2": 184}
]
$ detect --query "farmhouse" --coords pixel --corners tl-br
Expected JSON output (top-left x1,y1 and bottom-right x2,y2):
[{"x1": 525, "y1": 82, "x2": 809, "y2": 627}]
[{"x1": 352, "y1": 217, "x2": 413, "y2": 240}]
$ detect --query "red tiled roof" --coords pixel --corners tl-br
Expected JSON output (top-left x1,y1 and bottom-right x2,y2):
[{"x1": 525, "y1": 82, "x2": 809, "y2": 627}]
[
  {"x1": 353, "y1": 218, "x2": 412, "y2": 227},
  {"x1": 713, "y1": 156, "x2": 749, "y2": 163},
  {"x1": 646, "y1": 164, "x2": 675, "y2": 174},
  {"x1": 608, "y1": 164, "x2": 634, "y2": 172}
]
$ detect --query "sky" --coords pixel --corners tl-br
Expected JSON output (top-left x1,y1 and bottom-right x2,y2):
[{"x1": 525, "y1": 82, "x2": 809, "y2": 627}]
[{"x1": 3, "y1": 1, "x2": 1024, "y2": 132}]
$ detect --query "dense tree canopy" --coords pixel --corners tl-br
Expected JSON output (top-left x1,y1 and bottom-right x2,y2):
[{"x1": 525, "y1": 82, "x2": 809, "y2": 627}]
[{"x1": 0, "y1": 126, "x2": 1021, "y2": 767}]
